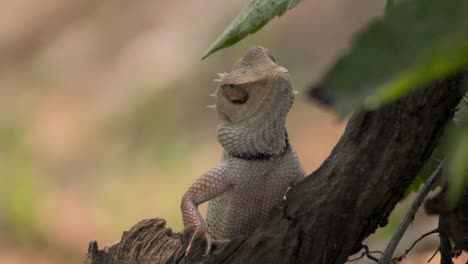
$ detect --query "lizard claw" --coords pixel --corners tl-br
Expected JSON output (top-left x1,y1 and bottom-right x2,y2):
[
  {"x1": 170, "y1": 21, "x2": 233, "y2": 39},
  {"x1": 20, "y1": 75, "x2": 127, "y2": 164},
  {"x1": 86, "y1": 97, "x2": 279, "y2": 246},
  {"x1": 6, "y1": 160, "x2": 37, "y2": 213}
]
[{"x1": 183, "y1": 226, "x2": 213, "y2": 256}]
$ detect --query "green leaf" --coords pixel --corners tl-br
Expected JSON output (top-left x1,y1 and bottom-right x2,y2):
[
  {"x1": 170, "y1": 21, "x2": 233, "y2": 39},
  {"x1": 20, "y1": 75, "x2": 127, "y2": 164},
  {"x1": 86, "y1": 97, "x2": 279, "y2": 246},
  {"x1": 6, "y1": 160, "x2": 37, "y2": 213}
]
[
  {"x1": 447, "y1": 127, "x2": 468, "y2": 204},
  {"x1": 202, "y1": 0, "x2": 302, "y2": 60},
  {"x1": 385, "y1": 0, "x2": 396, "y2": 14},
  {"x1": 314, "y1": 0, "x2": 468, "y2": 114},
  {"x1": 405, "y1": 144, "x2": 445, "y2": 197},
  {"x1": 446, "y1": 95, "x2": 468, "y2": 204},
  {"x1": 453, "y1": 95, "x2": 468, "y2": 127}
]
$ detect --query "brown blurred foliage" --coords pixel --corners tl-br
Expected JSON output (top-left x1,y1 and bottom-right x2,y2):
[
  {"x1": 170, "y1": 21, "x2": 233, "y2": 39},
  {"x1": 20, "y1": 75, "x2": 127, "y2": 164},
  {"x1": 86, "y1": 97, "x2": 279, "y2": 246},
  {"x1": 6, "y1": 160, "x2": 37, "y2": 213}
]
[{"x1": 0, "y1": 1, "x2": 465, "y2": 263}]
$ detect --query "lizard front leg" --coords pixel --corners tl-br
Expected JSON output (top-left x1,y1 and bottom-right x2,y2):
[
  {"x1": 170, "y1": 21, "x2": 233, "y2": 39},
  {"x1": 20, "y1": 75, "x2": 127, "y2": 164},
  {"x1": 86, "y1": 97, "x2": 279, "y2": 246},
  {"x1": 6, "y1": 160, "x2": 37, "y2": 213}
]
[{"x1": 181, "y1": 165, "x2": 232, "y2": 255}]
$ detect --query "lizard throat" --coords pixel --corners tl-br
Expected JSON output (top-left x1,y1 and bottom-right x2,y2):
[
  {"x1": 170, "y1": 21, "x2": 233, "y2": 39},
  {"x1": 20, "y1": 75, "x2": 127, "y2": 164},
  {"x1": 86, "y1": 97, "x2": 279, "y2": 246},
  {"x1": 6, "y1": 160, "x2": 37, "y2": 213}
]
[
  {"x1": 229, "y1": 132, "x2": 290, "y2": 160},
  {"x1": 217, "y1": 116, "x2": 290, "y2": 160},
  {"x1": 216, "y1": 86, "x2": 295, "y2": 161}
]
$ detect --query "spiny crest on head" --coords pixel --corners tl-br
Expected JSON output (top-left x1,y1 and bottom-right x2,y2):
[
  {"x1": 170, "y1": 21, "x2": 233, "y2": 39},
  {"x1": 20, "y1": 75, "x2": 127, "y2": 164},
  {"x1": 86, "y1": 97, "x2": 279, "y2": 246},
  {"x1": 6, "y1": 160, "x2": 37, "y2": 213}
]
[
  {"x1": 232, "y1": 45, "x2": 276, "y2": 70},
  {"x1": 221, "y1": 46, "x2": 280, "y2": 85},
  {"x1": 210, "y1": 72, "x2": 228, "y2": 98},
  {"x1": 213, "y1": 72, "x2": 228, "y2": 83}
]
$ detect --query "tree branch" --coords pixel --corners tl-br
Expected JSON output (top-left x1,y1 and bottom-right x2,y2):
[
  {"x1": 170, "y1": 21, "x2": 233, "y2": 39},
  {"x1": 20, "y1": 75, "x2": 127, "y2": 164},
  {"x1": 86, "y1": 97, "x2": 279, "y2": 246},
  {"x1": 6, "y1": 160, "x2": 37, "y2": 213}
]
[
  {"x1": 378, "y1": 160, "x2": 445, "y2": 264},
  {"x1": 85, "y1": 74, "x2": 465, "y2": 264},
  {"x1": 439, "y1": 216, "x2": 454, "y2": 264},
  {"x1": 426, "y1": 189, "x2": 468, "y2": 252},
  {"x1": 390, "y1": 228, "x2": 439, "y2": 263}
]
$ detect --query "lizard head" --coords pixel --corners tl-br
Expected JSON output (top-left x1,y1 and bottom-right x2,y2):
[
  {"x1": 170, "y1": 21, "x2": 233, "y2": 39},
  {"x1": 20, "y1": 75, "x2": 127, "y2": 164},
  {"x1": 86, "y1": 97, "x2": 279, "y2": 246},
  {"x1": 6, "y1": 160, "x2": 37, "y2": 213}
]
[
  {"x1": 214, "y1": 45, "x2": 295, "y2": 125},
  {"x1": 213, "y1": 46, "x2": 296, "y2": 159}
]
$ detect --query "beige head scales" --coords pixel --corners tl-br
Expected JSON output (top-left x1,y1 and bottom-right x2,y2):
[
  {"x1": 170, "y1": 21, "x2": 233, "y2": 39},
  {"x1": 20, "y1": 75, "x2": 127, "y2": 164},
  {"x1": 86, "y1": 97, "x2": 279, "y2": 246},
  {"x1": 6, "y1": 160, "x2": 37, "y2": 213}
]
[{"x1": 213, "y1": 46, "x2": 297, "y2": 159}]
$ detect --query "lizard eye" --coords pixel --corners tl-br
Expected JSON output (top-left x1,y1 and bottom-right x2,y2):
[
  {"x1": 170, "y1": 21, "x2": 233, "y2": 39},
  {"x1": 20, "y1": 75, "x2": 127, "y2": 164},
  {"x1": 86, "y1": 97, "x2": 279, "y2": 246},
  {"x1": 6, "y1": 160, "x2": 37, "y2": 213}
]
[{"x1": 222, "y1": 84, "x2": 248, "y2": 104}]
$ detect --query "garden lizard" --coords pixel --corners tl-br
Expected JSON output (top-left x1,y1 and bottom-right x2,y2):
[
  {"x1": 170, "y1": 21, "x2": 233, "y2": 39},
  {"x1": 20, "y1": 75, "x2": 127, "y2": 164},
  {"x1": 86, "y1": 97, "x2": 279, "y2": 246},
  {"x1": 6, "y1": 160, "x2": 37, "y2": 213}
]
[{"x1": 181, "y1": 45, "x2": 305, "y2": 255}]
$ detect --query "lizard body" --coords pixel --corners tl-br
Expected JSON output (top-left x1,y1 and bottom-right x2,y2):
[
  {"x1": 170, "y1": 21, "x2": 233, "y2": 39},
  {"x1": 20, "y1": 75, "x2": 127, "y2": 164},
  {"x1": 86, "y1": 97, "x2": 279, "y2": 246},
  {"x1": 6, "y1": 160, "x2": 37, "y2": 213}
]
[{"x1": 181, "y1": 46, "x2": 305, "y2": 250}]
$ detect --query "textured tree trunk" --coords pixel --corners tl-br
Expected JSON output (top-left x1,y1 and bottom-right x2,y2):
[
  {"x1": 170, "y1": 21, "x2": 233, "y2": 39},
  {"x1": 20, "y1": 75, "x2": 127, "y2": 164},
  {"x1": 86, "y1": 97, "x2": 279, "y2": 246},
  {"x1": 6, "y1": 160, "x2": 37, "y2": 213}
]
[
  {"x1": 85, "y1": 74, "x2": 465, "y2": 264},
  {"x1": 426, "y1": 189, "x2": 468, "y2": 252}
]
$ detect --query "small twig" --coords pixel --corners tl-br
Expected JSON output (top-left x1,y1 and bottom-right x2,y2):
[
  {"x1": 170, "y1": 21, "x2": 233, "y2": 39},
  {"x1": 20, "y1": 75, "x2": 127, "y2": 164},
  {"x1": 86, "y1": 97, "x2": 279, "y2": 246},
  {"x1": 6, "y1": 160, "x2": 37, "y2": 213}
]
[
  {"x1": 390, "y1": 228, "x2": 439, "y2": 263},
  {"x1": 403, "y1": 229, "x2": 439, "y2": 258},
  {"x1": 347, "y1": 249, "x2": 366, "y2": 262},
  {"x1": 378, "y1": 160, "x2": 446, "y2": 264},
  {"x1": 366, "y1": 252, "x2": 381, "y2": 262},
  {"x1": 427, "y1": 248, "x2": 439, "y2": 263},
  {"x1": 452, "y1": 247, "x2": 462, "y2": 259},
  {"x1": 347, "y1": 245, "x2": 382, "y2": 263}
]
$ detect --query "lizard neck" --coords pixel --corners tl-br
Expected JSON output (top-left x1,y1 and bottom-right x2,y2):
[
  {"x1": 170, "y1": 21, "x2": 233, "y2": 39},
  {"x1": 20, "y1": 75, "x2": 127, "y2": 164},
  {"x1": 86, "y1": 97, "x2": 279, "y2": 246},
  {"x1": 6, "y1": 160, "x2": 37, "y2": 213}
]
[{"x1": 217, "y1": 112, "x2": 290, "y2": 160}]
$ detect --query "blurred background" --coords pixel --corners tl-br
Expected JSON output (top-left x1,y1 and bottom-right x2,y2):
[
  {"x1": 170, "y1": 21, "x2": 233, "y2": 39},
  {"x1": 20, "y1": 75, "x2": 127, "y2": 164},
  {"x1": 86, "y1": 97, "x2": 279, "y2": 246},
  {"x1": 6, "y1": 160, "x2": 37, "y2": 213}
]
[{"x1": 0, "y1": 0, "x2": 466, "y2": 263}]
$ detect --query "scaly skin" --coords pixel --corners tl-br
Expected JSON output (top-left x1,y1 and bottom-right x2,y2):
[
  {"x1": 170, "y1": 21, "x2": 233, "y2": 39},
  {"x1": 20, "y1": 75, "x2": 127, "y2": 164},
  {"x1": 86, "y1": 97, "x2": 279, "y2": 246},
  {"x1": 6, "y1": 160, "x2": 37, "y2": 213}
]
[{"x1": 181, "y1": 46, "x2": 305, "y2": 254}]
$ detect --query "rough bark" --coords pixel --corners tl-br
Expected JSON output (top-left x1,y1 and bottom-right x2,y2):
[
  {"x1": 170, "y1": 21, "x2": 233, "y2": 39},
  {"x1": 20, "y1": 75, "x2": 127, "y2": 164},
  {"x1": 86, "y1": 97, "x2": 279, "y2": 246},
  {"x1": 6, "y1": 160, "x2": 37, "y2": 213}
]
[
  {"x1": 439, "y1": 216, "x2": 454, "y2": 264},
  {"x1": 426, "y1": 189, "x2": 468, "y2": 252},
  {"x1": 85, "y1": 74, "x2": 465, "y2": 264}
]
